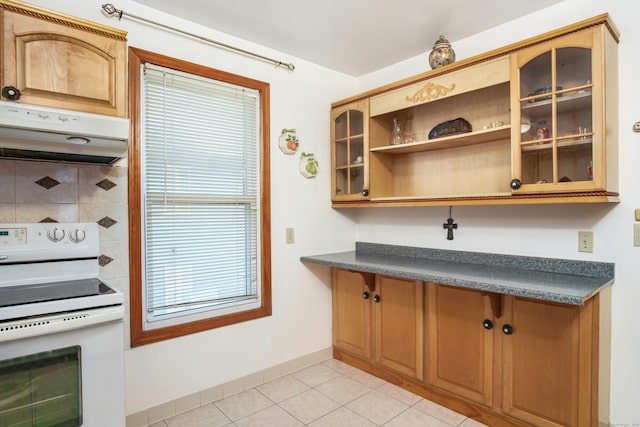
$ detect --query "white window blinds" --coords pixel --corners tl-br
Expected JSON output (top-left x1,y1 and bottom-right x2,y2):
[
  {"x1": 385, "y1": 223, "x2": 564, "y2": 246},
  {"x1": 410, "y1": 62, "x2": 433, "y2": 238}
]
[{"x1": 141, "y1": 63, "x2": 261, "y2": 329}]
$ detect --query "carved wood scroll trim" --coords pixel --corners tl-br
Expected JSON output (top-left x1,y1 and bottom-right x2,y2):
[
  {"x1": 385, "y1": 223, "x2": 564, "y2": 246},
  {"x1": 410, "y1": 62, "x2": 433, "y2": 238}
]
[{"x1": 406, "y1": 83, "x2": 456, "y2": 103}]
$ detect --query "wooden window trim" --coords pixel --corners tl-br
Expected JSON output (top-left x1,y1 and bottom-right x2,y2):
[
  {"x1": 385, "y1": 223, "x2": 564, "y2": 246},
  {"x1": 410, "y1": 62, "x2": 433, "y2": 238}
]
[{"x1": 127, "y1": 47, "x2": 272, "y2": 347}]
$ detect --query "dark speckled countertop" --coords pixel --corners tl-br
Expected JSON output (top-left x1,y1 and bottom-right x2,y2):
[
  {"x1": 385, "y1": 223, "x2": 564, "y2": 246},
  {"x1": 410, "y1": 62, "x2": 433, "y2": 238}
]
[{"x1": 300, "y1": 242, "x2": 614, "y2": 305}]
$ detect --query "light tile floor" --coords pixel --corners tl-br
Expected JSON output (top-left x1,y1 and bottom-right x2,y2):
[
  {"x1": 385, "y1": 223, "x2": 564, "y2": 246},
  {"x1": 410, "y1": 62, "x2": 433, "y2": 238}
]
[{"x1": 150, "y1": 359, "x2": 489, "y2": 427}]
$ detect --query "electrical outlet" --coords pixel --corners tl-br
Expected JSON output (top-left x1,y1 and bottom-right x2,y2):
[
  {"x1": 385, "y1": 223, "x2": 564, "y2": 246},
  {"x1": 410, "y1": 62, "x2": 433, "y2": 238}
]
[
  {"x1": 285, "y1": 227, "x2": 295, "y2": 244},
  {"x1": 578, "y1": 231, "x2": 593, "y2": 253},
  {"x1": 634, "y1": 224, "x2": 640, "y2": 247}
]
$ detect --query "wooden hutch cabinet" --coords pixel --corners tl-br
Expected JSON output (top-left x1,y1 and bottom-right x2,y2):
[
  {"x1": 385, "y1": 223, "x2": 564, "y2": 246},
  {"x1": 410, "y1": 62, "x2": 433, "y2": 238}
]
[
  {"x1": 0, "y1": 0, "x2": 127, "y2": 117},
  {"x1": 329, "y1": 14, "x2": 619, "y2": 207}
]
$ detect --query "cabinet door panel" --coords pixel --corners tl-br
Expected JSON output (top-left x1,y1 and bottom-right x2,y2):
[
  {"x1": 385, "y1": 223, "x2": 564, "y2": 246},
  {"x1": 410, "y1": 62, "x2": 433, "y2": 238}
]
[
  {"x1": 375, "y1": 276, "x2": 423, "y2": 379},
  {"x1": 502, "y1": 296, "x2": 595, "y2": 427},
  {"x1": 2, "y1": 10, "x2": 126, "y2": 117},
  {"x1": 427, "y1": 283, "x2": 493, "y2": 406},
  {"x1": 332, "y1": 269, "x2": 371, "y2": 358}
]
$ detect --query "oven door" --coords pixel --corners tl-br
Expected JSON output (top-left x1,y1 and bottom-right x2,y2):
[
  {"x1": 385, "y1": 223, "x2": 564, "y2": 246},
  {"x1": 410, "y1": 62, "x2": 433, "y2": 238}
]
[{"x1": 0, "y1": 320, "x2": 125, "y2": 427}]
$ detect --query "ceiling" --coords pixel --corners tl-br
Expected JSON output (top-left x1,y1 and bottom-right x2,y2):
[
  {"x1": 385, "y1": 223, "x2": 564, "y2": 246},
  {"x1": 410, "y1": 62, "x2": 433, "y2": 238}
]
[{"x1": 131, "y1": 0, "x2": 565, "y2": 76}]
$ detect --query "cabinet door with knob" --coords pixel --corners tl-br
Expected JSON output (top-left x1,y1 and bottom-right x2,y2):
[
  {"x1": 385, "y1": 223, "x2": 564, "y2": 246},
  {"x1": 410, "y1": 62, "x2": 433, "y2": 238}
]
[
  {"x1": 330, "y1": 100, "x2": 369, "y2": 202},
  {"x1": 426, "y1": 283, "x2": 494, "y2": 406},
  {"x1": 427, "y1": 282, "x2": 598, "y2": 426},
  {"x1": 0, "y1": 1, "x2": 127, "y2": 117},
  {"x1": 501, "y1": 295, "x2": 597, "y2": 427},
  {"x1": 332, "y1": 268, "x2": 372, "y2": 359},
  {"x1": 374, "y1": 275, "x2": 424, "y2": 379},
  {"x1": 332, "y1": 270, "x2": 423, "y2": 379},
  {"x1": 509, "y1": 21, "x2": 618, "y2": 196}
]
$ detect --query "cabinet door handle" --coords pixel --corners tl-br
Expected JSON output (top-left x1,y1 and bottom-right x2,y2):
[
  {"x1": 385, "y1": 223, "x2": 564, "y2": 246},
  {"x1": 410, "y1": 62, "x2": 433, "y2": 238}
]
[
  {"x1": 502, "y1": 324, "x2": 514, "y2": 335},
  {"x1": 373, "y1": 295, "x2": 381, "y2": 303},
  {"x1": 1, "y1": 86, "x2": 21, "y2": 101},
  {"x1": 362, "y1": 291, "x2": 370, "y2": 300},
  {"x1": 482, "y1": 319, "x2": 493, "y2": 330},
  {"x1": 362, "y1": 189, "x2": 369, "y2": 197},
  {"x1": 510, "y1": 179, "x2": 522, "y2": 190}
]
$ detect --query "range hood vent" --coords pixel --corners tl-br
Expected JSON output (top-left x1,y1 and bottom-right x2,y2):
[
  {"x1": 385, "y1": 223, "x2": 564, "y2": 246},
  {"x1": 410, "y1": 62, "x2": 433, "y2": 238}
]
[{"x1": 0, "y1": 101, "x2": 129, "y2": 165}]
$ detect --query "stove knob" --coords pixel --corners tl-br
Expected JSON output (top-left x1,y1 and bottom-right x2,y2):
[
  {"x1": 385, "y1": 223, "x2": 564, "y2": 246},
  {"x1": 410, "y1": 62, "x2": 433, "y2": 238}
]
[
  {"x1": 69, "y1": 229, "x2": 86, "y2": 243},
  {"x1": 46, "y1": 227, "x2": 65, "y2": 242}
]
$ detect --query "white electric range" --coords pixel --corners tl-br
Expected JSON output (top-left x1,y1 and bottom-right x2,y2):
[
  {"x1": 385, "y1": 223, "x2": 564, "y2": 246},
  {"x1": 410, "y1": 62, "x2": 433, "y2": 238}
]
[{"x1": 0, "y1": 222, "x2": 125, "y2": 426}]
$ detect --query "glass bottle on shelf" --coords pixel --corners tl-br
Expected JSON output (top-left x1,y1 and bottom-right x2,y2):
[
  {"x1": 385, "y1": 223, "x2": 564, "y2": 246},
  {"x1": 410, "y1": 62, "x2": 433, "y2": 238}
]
[
  {"x1": 391, "y1": 117, "x2": 404, "y2": 145},
  {"x1": 535, "y1": 120, "x2": 549, "y2": 140}
]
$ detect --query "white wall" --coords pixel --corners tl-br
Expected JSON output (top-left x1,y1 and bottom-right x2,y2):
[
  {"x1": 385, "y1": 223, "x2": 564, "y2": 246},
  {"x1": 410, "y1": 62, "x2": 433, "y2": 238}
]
[
  {"x1": 24, "y1": 0, "x2": 359, "y2": 415},
  {"x1": 355, "y1": 1, "x2": 640, "y2": 424},
  {"x1": 22, "y1": 0, "x2": 640, "y2": 423}
]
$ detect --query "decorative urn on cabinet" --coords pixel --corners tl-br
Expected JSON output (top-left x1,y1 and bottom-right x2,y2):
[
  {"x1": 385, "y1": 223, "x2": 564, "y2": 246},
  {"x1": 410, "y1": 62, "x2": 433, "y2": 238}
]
[{"x1": 428, "y1": 35, "x2": 455, "y2": 69}]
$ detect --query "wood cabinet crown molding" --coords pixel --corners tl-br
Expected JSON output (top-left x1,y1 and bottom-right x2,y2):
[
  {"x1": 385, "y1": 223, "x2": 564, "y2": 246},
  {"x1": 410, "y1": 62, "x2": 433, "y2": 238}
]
[
  {"x1": 331, "y1": 13, "x2": 618, "y2": 109},
  {"x1": 0, "y1": 0, "x2": 127, "y2": 40}
]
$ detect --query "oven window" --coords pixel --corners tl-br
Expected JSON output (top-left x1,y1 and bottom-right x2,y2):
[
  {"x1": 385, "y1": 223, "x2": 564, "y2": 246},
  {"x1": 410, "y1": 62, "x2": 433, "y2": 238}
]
[{"x1": 0, "y1": 346, "x2": 82, "y2": 427}]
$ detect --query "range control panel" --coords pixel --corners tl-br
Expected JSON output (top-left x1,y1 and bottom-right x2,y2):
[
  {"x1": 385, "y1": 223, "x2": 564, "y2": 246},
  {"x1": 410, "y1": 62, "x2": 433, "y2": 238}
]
[
  {"x1": 0, "y1": 227, "x2": 26, "y2": 246},
  {"x1": 0, "y1": 223, "x2": 99, "y2": 262}
]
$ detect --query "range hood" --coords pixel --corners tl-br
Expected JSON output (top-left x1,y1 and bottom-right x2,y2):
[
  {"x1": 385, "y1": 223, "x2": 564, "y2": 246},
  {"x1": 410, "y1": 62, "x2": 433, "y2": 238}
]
[{"x1": 0, "y1": 101, "x2": 129, "y2": 165}]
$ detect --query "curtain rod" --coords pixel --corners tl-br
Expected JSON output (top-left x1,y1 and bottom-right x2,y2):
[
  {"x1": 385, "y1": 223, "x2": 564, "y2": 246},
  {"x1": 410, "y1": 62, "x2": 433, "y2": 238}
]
[{"x1": 101, "y1": 4, "x2": 295, "y2": 71}]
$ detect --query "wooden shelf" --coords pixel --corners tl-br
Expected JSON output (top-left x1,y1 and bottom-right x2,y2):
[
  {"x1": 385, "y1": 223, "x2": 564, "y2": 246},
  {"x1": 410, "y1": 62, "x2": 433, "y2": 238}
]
[
  {"x1": 332, "y1": 191, "x2": 619, "y2": 208},
  {"x1": 370, "y1": 125, "x2": 511, "y2": 155},
  {"x1": 521, "y1": 89, "x2": 592, "y2": 112},
  {"x1": 521, "y1": 137, "x2": 593, "y2": 152}
]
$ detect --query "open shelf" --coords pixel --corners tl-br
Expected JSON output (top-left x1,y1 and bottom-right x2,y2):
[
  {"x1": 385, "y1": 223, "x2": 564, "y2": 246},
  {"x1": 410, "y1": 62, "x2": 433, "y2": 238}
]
[{"x1": 370, "y1": 125, "x2": 511, "y2": 155}]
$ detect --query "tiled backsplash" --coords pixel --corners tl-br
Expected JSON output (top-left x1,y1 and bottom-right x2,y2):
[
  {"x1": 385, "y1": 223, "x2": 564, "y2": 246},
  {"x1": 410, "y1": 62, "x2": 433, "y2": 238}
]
[{"x1": 0, "y1": 158, "x2": 132, "y2": 346}]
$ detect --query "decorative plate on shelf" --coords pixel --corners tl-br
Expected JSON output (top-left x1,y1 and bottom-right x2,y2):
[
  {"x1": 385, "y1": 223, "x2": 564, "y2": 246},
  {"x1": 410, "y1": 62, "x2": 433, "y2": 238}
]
[
  {"x1": 278, "y1": 128, "x2": 299, "y2": 154},
  {"x1": 428, "y1": 118, "x2": 472, "y2": 139}
]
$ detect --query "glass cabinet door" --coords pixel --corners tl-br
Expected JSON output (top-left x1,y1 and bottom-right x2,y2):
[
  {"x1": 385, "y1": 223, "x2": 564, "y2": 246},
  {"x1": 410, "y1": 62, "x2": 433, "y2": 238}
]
[
  {"x1": 331, "y1": 100, "x2": 369, "y2": 201},
  {"x1": 512, "y1": 33, "x2": 599, "y2": 193}
]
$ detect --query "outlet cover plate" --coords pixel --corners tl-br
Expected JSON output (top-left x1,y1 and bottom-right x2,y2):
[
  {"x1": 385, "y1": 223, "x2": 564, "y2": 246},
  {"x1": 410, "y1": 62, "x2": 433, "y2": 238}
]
[{"x1": 578, "y1": 231, "x2": 593, "y2": 253}]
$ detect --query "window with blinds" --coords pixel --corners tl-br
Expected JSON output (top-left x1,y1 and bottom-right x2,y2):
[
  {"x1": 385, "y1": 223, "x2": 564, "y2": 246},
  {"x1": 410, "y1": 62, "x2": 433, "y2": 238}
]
[{"x1": 140, "y1": 63, "x2": 262, "y2": 330}]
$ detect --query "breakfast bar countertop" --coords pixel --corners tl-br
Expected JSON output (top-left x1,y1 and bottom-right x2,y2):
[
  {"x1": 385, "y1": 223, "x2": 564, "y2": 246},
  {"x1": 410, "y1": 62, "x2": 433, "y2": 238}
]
[{"x1": 300, "y1": 242, "x2": 614, "y2": 305}]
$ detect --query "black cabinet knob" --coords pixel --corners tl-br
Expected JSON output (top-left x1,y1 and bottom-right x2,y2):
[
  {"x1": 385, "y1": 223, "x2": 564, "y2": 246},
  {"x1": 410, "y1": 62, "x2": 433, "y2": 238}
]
[
  {"x1": 373, "y1": 295, "x2": 381, "y2": 303},
  {"x1": 502, "y1": 324, "x2": 514, "y2": 335},
  {"x1": 482, "y1": 319, "x2": 493, "y2": 330},
  {"x1": 510, "y1": 179, "x2": 522, "y2": 190},
  {"x1": 362, "y1": 189, "x2": 369, "y2": 197},
  {"x1": 362, "y1": 291, "x2": 370, "y2": 300},
  {"x1": 1, "y1": 86, "x2": 21, "y2": 100}
]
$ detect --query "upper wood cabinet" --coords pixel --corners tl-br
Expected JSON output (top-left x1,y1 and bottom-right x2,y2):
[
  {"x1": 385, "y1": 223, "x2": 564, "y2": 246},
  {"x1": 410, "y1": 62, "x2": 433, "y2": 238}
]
[
  {"x1": 510, "y1": 24, "x2": 619, "y2": 196},
  {"x1": 0, "y1": 0, "x2": 127, "y2": 117},
  {"x1": 331, "y1": 99, "x2": 369, "y2": 201},
  {"x1": 329, "y1": 14, "x2": 619, "y2": 208}
]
